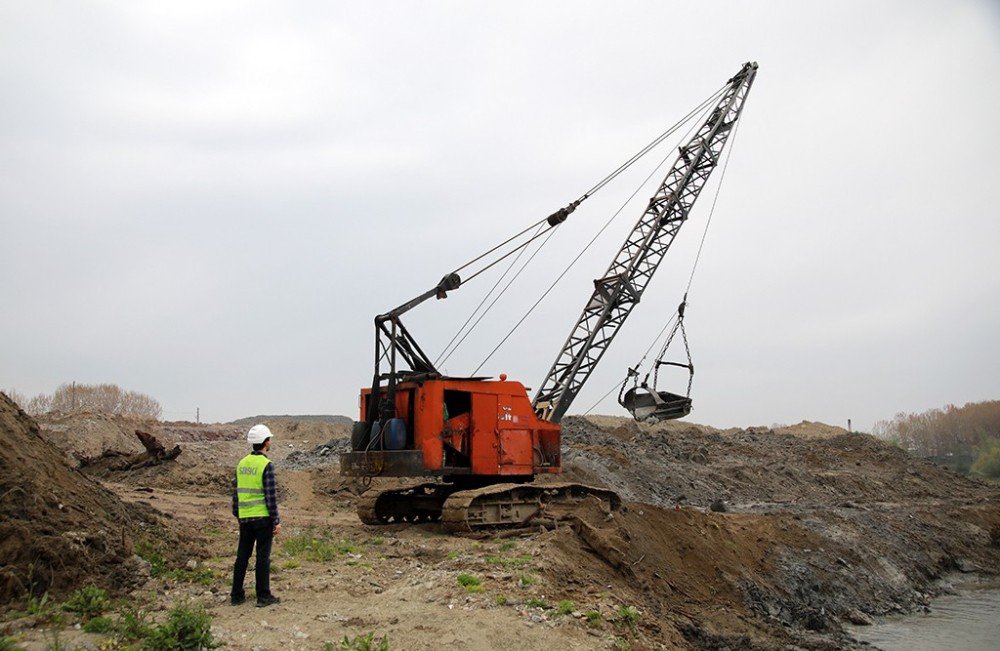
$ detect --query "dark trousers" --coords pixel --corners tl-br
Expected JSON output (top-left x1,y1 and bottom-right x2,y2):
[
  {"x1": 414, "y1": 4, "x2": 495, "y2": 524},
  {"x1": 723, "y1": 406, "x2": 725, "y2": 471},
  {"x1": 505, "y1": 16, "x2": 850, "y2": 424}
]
[{"x1": 231, "y1": 518, "x2": 273, "y2": 599}]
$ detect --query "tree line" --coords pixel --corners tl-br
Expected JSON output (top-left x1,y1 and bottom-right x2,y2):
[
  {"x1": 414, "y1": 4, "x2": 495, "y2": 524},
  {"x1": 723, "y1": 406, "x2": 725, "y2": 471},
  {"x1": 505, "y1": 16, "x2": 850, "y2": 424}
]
[
  {"x1": 4, "y1": 383, "x2": 162, "y2": 420},
  {"x1": 873, "y1": 399, "x2": 1000, "y2": 478}
]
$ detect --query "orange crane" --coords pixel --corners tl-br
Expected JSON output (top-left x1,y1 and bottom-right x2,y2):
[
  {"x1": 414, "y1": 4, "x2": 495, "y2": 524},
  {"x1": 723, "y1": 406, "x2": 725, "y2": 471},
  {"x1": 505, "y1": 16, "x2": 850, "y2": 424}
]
[{"x1": 340, "y1": 63, "x2": 757, "y2": 531}]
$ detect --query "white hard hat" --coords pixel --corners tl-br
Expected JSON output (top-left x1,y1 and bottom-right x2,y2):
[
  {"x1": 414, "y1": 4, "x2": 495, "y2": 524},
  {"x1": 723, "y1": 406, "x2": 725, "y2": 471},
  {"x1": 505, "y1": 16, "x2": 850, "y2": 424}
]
[{"x1": 247, "y1": 424, "x2": 272, "y2": 445}]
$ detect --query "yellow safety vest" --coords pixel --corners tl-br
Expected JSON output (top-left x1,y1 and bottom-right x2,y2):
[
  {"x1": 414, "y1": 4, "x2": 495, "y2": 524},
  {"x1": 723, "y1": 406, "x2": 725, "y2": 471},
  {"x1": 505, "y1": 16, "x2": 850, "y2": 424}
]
[{"x1": 236, "y1": 453, "x2": 271, "y2": 519}]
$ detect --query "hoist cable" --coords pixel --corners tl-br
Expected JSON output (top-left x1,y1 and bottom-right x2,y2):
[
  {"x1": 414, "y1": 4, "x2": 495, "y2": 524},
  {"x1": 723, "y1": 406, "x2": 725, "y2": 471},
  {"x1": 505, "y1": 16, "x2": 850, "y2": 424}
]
[
  {"x1": 473, "y1": 93, "x2": 721, "y2": 376},
  {"x1": 436, "y1": 223, "x2": 548, "y2": 366},
  {"x1": 587, "y1": 102, "x2": 748, "y2": 415},
  {"x1": 582, "y1": 312, "x2": 678, "y2": 415},
  {"x1": 445, "y1": 84, "x2": 728, "y2": 287},
  {"x1": 438, "y1": 224, "x2": 559, "y2": 368},
  {"x1": 580, "y1": 84, "x2": 728, "y2": 200},
  {"x1": 682, "y1": 95, "x2": 745, "y2": 297}
]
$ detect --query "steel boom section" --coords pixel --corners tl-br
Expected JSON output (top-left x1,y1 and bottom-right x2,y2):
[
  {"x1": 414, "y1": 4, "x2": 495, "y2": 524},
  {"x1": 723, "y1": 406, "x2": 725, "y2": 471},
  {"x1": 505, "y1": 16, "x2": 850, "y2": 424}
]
[{"x1": 533, "y1": 63, "x2": 757, "y2": 423}]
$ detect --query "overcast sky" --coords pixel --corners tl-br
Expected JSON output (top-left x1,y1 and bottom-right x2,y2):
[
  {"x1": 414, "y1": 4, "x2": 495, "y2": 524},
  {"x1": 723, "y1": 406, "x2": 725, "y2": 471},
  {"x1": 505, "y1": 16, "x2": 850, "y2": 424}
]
[{"x1": 2, "y1": 1, "x2": 998, "y2": 430}]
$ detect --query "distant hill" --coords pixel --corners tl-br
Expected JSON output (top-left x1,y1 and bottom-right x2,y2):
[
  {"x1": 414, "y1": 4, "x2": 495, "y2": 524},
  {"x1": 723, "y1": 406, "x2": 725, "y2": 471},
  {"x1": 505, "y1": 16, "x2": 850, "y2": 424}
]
[{"x1": 229, "y1": 414, "x2": 353, "y2": 427}]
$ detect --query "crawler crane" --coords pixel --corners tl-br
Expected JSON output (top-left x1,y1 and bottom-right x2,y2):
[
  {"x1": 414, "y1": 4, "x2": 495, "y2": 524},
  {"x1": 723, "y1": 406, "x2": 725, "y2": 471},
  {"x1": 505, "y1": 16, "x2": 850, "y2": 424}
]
[{"x1": 340, "y1": 62, "x2": 757, "y2": 531}]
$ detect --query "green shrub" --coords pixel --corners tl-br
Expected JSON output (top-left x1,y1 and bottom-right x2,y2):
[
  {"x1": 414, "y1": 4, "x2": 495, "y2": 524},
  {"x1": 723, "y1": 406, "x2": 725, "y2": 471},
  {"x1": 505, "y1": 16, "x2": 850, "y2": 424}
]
[
  {"x1": 340, "y1": 631, "x2": 389, "y2": 651},
  {"x1": 971, "y1": 438, "x2": 1000, "y2": 479},
  {"x1": 517, "y1": 574, "x2": 537, "y2": 587},
  {"x1": 61, "y1": 585, "x2": 109, "y2": 620},
  {"x1": 141, "y1": 602, "x2": 220, "y2": 650},
  {"x1": 526, "y1": 598, "x2": 547, "y2": 609},
  {"x1": 494, "y1": 595, "x2": 508, "y2": 606},
  {"x1": 82, "y1": 616, "x2": 115, "y2": 634},
  {"x1": 557, "y1": 600, "x2": 575, "y2": 615},
  {"x1": 585, "y1": 610, "x2": 602, "y2": 626}
]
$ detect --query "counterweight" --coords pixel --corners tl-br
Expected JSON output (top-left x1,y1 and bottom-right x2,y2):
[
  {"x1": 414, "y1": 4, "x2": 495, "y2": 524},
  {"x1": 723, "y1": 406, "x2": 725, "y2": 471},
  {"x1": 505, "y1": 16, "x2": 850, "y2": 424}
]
[{"x1": 533, "y1": 62, "x2": 757, "y2": 423}]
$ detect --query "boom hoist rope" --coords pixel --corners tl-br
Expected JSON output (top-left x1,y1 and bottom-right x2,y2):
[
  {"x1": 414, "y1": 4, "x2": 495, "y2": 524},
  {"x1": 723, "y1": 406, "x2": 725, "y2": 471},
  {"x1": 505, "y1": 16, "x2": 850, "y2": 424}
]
[
  {"x1": 434, "y1": 84, "x2": 730, "y2": 373},
  {"x1": 471, "y1": 92, "x2": 720, "y2": 377}
]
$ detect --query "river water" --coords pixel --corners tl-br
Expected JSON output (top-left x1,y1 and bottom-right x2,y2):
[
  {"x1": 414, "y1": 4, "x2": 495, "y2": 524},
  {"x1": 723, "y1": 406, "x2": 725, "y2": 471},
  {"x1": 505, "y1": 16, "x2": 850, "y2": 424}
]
[{"x1": 848, "y1": 584, "x2": 1000, "y2": 650}]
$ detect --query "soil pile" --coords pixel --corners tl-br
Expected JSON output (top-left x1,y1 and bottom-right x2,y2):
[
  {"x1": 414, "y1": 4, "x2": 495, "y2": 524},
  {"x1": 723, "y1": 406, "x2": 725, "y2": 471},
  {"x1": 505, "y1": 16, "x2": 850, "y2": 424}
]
[
  {"x1": 560, "y1": 415, "x2": 988, "y2": 508},
  {"x1": 36, "y1": 411, "x2": 147, "y2": 466},
  {"x1": 544, "y1": 415, "x2": 1000, "y2": 646},
  {"x1": 0, "y1": 393, "x2": 150, "y2": 604}
]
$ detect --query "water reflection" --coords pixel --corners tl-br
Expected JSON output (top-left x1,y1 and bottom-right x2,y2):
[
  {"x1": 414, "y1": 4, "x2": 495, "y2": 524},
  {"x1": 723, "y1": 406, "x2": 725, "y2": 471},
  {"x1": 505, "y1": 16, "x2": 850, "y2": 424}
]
[{"x1": 849, "y1": 586, "x2": 1000, "y2": 651}]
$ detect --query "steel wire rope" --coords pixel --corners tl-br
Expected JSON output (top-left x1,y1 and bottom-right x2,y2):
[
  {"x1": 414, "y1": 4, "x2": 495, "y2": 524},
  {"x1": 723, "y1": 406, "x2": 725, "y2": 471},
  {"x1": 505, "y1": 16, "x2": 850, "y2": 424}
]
[
  {"x1": 582, "y1": 312, "x2": 679, "y2": 415},
  {"x1": 443, "y1": 84, "x2": 728, "y2": 284},
  {"x1": 579, "y1": 84, "x2": 728, "y2": 200},
  {"x1": 472, "y1": 93, "x2": 721, "y2": 376},
  {"x1": 437, "y1": 225, "x2": 560, "y2": 369},
  {"x1": 435, "y1": 222, "x2": 548, "y2": 367},
  {"x1": 583, "y1": 99, "x2": 749, "y2": 416}
]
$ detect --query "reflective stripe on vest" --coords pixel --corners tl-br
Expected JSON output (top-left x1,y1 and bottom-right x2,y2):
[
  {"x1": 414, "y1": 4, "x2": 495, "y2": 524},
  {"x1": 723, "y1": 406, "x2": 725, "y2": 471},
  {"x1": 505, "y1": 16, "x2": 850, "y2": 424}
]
[{"x1": 236, "y1": 453, "x2": 271, "y2": 519}]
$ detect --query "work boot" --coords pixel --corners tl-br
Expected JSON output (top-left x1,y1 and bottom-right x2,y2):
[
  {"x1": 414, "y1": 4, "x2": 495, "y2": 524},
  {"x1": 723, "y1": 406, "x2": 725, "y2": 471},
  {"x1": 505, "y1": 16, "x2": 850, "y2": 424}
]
[
  {"x1": 230, "y1": 594, "x2": 246, "y2": 606},
  {"x1": 256, "y1": 595, "x2": 281, "y2": 608}
]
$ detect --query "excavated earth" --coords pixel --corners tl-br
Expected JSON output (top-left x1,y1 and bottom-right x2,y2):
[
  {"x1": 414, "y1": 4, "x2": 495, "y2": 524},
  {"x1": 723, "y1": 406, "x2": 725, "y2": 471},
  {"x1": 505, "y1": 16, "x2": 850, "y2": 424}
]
[{"x1": 2, "y1": 404, "x2": 997, "y2": 650}]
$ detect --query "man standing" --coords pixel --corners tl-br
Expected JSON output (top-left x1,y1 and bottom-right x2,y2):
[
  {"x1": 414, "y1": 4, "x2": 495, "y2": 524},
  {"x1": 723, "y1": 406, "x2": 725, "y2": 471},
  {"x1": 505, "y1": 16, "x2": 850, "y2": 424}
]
[{"x1": 231, "y1": 423, "x2": 282, "y2": 607}]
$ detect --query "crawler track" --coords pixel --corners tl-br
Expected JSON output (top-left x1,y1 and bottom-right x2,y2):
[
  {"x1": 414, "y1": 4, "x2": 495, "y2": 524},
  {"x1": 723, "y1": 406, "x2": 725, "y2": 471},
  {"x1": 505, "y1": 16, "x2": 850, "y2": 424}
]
[
  {"x1": 358, "y1": 481, "x2": 621, "y2": 532},
  {"x1": 356, "y1": 482, "x2": 452, "y2": 525}
]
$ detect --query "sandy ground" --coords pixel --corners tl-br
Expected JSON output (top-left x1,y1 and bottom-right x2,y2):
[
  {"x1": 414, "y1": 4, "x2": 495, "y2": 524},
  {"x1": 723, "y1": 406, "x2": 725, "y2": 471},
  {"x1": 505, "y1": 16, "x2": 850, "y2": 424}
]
[{"x1": 3, "y1": 406, "x2": 999, "y2": 650}]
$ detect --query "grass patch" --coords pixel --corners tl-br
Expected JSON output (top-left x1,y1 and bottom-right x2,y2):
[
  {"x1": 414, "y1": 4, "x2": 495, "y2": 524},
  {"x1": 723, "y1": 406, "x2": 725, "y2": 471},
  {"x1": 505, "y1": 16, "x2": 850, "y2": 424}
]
[
  {"x1": 517, "y1": 574, "x2": 537, "y2": 588},
  {"x1": 485, "y1": 554, "x2": 533, "y2": 570},
  {"x1": 494, "y1": 595, "x2": 508, "y2": 606},
  {"x1": 585, "y1": 609, "x2": 603, "y2": 626},
  {"x1": 456, "y1": 573, "x2": 483, "y2": 592},
  {"x1": 446, "y1": 551, "x2": 460, "y2": 560},
  {"x1": 369, "y1": 535, "x2": 385, "y2": 546},
  {"x1": 618, "y1": 605, "x2": 641, "y2": 632},
  {"x1": 345, "y1": 560, "x2": 371, "y2": 568},
  {"x1": 112, "y1": 606, "x2": 153, "y2": 643},
  {"x1": 557, "y1": 600, "x2": 575, "y2": 616},
  {"x1": 526, "y1": 597, "x2": 547, "y2": 609},
  {"x1": 282, "y1": 559, "x2": 301, "y2": 569},
  {"x1": 61, "y1": 585, "x2": 109, "y2": 621},
  {"x1": 0, "y1": 636, "x2": 24, "y2": 651},
  {"x1": 497, "y1": 540, "x2": 516, "y2": 552},
  {"x1": 141, "y1": 602, "x2": 221, "y2": 650},
  {"x1": 82, "y1": 616, "x2": 115, "y2": 634},
  {"x1": 135, "y1": 541, "x2": 215, "y2": 585},
  {"x1": 283, "y1": 531, "x2": 361, "y2": 562},
  {"x1": 336, "y1": 631, "x2": 389, "y2": 650}
]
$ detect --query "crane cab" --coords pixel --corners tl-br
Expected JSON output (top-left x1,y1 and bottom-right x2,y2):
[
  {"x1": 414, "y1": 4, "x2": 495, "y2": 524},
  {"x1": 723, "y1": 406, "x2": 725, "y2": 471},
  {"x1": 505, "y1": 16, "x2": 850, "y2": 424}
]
[{"x1": 339, "y1": 377, "x2": 561, "y2": 481}]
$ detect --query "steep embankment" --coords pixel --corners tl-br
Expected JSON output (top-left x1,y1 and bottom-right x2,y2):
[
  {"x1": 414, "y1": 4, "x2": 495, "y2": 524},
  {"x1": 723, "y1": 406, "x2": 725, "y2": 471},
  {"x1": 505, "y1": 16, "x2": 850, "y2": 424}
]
[{"x1": 544, "y1": 416, "x2": 1000, "y2": 647}]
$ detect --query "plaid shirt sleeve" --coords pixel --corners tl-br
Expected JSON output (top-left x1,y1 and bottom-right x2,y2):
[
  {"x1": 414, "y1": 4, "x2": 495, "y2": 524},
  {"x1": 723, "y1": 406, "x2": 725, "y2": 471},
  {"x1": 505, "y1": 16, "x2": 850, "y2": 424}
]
[
  {"x1": 231, "y1": 476, "x2": 239, "y2": 518},
  {"x1": 262, "y1": 462, "x2": 280, "y2": 525}
]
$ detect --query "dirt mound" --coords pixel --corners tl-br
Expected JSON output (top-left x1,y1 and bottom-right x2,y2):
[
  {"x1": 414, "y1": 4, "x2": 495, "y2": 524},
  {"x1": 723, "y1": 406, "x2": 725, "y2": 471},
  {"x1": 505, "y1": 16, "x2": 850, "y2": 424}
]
[
  {"x1": 158, "y1": 422, "x2": 243, "y2": 442},
  {"x1": 542, "y1": 416, "x2": 1000, "y2": 646},
  {"x1": 35, "y1": 411, "x2": 148, "y2": 466},
  {"x1": 0, "y1": 393, "x2": 151, "y2": 604},
  {"x1": 229, "y1": 414, "x2": 353, "y2": 428},
  {"x1": 560, "y1": 416, "x2": 988, "y2": 509},
  {"x1": 773, "y1": 420, "x2": 850, "y2": 439}
]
